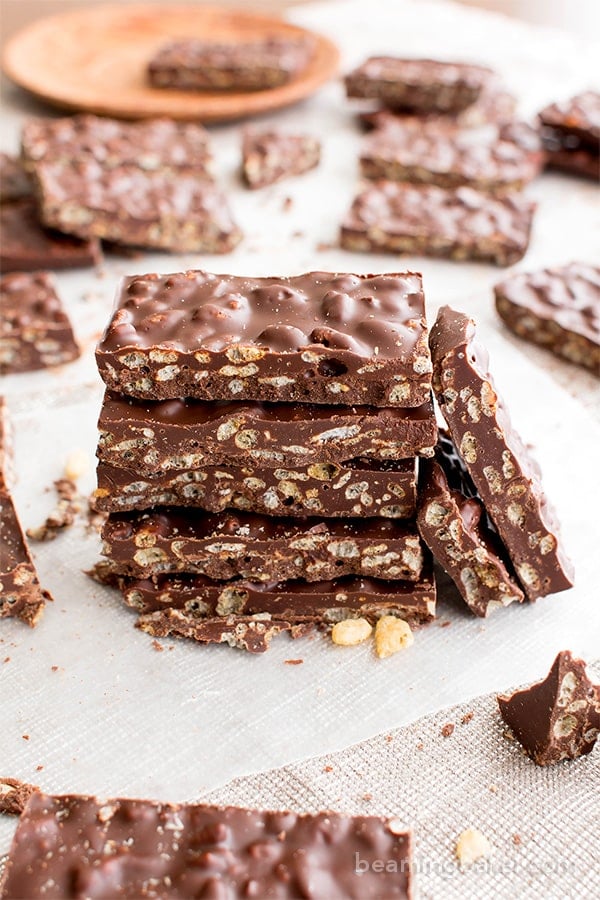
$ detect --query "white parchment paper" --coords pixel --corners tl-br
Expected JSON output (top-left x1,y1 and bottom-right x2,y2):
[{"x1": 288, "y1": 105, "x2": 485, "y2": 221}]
[{"x1": 1, "y1": 0, "x2": 599, "y2": 857}]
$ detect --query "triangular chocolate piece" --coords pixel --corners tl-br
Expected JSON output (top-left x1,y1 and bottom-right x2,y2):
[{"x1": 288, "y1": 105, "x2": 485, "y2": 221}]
[{"x1": 242, "y1": 130, "x2": 320, "y2": 189}]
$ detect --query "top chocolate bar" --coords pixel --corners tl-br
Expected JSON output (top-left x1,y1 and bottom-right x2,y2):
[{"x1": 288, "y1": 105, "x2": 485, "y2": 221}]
[
  {"x1": 96, "y1": 270, "x2": 432, "y2": 407},
  {"x1": 345, "y1": 57, "x2": 494, "y2": 114},
  {"x1": 538, "y1": 91, "x2": 600, "y2": 146}
]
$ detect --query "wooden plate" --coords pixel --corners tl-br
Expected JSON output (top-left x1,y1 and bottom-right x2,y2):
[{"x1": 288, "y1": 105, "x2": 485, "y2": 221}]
[{"x1": 2, "y1": 3, "x2": 340, "y2": 121}]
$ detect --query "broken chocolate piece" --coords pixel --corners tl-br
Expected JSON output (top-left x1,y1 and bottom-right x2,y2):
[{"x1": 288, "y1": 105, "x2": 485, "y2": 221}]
[
  {"x1": 96, "y1": 392, "x2": 437, "y2": 473},
  {"x1": 93, "y1": 456, "x2": 418, "y2": 519},
  {"x1": 494, "y1": 262, "x2": 600, "y2": 376},
  {"x1": 340, "y1": 182, "x2": 535, "y2": 267},
  {"x1": 538, "y1": 91, "x2": 600, "y2": 181},
  {"x1": 498, "y1": 651, "x2": 600, "y2": 765},
  {"x1": 0, "y1": 198, "x2": 101, "y2": 274},
  {"x1": 0, "y1": 790, "x2": 412, "y2": 896},
  {"x1": 26, "y1": 478, "x2": 81, "y2": 542},
  {"x1": 242, "y1": 130, "x2": 321, "y2": 188},
  {"x1": 101, "y1": 508, "x2": 426, "y2": 581},
  {"x1": 0, "y1": 779, "x2": 38, "y2": 816},
  {"x1": 148, "y1": 35, "x2": 315, "y2": 91},
  {"x1": 417, "y1": 432, "x2": 524, "y2": 616},
  {"x1": 96, "y1": 270, "x2": 432, "y2": 407},
  {"x1": 360, "y1": 118, "x2": 543, "y2": 194},
  {"x1": 0, "y1": 153, "x2": 32, "y2": 203},
  {"x1": 0, "y1": 271, "x2": 80, "y2": 374},
  {"x1": 429, "y1": 306, "x2": 574, "y2": 600},
  {"x1": 345, "y1": 57, "x2": 494, "y2": 114}
]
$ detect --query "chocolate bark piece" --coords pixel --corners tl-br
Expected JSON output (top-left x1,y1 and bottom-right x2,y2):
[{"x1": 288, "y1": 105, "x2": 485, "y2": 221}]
[
  {"x1": 0, "y1": 271, "x2": 80, "y2": 374},
  {"x1": 30, "y1": 161, "x2": 241, "y2": 253},
  {"x1": 538, "y1": 91, "x2": 600, "y2": 147},
  {"x1": 430, "y1": 306, "x2": 574, "y2": 600},
  {"x1": 417, "y1": 433, "x2": 524, "y2": 616},
  {"x1": 494, "y1": 262, "x2": 600, "y2": 375},
  {"x1": 96, "y1": 270, "x2": 431, "y2": 407},
  {"x1": 0, "y1": 400, "x2": 51, "y2": 625},
  {"x1": 358, "y1": 85, "x2": 517, "y2": 131},
  {"x1": 345, "y1": 57, "x2": 494, "y2": 113},
  {"x1": 96, "y1": 392, "x2": 437, "y2": 473},
  {"x1": 0, "y1": 153, "x2": 32, "y2": 203},
  {"x1": 340, "y1": 182, "x2": 535, "y2": 267},
  {"x1": 0, "y1": 779, "x2": 38, "y2": 816},
  {"x1": 148, "y1": 35, "x2": 315, "y2": 91},
  {"x1": 0, "y1": 791, "x2": 412, "y2": 897},
  {"x1": 360, "y1": 118, "x2": 543, "y2": 194},
  {"x1": 242, "y1": 129, "x2": 321, "y2": 188},
  {"x1": 94, "y1": 456, "x2": 418, "y2": 518},
  {"x1": 21, "y1": 115, "x2": 212, "y2": 172},
  {"x1": 119, "y1": 564, "x2": 436, "y2": 633},
  {"x1": 0, "y1": 198, "x2": 101, "y2": 273},
  {"x1": 498, "y1": 651, "x2": 600, "y2": 765},
  {"x1": 538, "y1": 91, "x2": 600, "y2": 181},
  {"x1": 101, "y1": 508, "x2": 426, "y2": 581}
]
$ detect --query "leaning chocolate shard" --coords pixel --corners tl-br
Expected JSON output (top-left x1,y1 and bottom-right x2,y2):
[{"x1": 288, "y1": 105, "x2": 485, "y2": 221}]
[
  {"x1": 95, "y1": 270, "x2": 432, "y2": 407},
  {"x1": 498, "y1": 651, "x2": 600, "y2": 765},
  {"x1": 96, "y1": 392, "x2": 437, "y2": 473},
  {"x1": 494, "y1": 262, "x2": 600, "y2": 376},
  {"x1": 0, "y1": 790, "x2": 412, "y2": 897},
  {"x1": 93, "y1": 456, "x2": 418, "y2": 519},
  {"x1": 429, "y1": 306, "x2": 574, "y2": 600},
  {"x1": 0, "y1": 399, "x2": 51, "y2": 625},
  {"x1": 417, "y1": 432, "x2": 524, "y2": 616},
  {"x1": 101, "y1": 508, "x2": 426, "y2": 582}
]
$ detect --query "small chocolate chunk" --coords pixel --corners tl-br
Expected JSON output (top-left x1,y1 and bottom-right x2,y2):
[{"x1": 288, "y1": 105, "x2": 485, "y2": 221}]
[
  {"x1": 429, "y1": 306, "x2": 574, "y2": 600},
  {"x1": 96, "y1": 392, "x2": 437, "y2": 473},
  {"x1": 242, "y1": 129, "x2": 321, "y2": 188},
  {"x1": 538, "y1": 92, "x2": 600, "y2": 181},
  {"x1": 417, "y1": 433, "x2": 524, "y2": 616},
  {"x1": 96, "y1": 269, "x2": 432, "y2": 407},
  {"x1": 148, "y1": 35, "x2": 315, "y2": 91},
  {"x1": 0, "y1": 271, "x2": 79, "y2": 374},
  {"x1": 495, "y1": 263, "x2": 600, "y2": 375},
  {"x1": 0, "y1": 779, "x2": 38, "y2": 816},
  {"x1": 340, "y1": 182, "x2": 535, "y2": 267},
  {"x1": 345, "y1": 57, "x2": 494, "y2": 114},
  {"x1": 94, "y1": 456, "x2": 418, "y2": 519},
  {"x1": 0, "y1": 791, "x2": 412, "y2": 896},
  {"x1": 101, "y1": 508, "x2": 426, "y2": 582},
  {"x1": 498, "y1": 651, "x2": 600, "y2": 765}
]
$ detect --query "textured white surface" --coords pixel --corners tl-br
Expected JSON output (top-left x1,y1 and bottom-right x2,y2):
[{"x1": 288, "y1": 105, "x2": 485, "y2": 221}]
[{"x1": 1, "y1": 0, "x2": 599, "y2": 863}]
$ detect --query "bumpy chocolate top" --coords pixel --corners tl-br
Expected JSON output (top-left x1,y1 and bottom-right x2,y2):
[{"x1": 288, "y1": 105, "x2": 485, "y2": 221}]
[
  {"x1": 0, "y1": 198, "x2": 100, "y2": 271},
  {"x1": 344, "y1": 181, "x2": 534, "y2": 247},
  {"x1": 1, "y1": 792, "x2": 412, "y2": 899},
  {"x1": 362, "y1": 118, "x2": 542, "y2": 188},
  {"x1": 494, "y1": 262, "x2": 600, "y2": 344},
  {"x1": 498, "y1": 651, "x2": 600, "y2": 765},
  {"x1": 150, "y1": 35, "x2": 314, "y2": 75},
  {"x1": 538, "y1": 91, "x2": 600, "y2": 144},
  {"x1": 100, "y1": 269, "x2": 426, "y2": 361},
  {"x1": 21, "y1": 114, "x2": 211, "y2": 171}
]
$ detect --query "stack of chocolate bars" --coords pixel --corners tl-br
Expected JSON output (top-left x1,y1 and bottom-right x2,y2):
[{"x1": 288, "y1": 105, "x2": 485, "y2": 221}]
[
  {"x1": 341, "y1": 57, "x2": 542, "y2": 266},
  {"x1": 92, "y1": 269, "x2": 439, "y2": 651}
]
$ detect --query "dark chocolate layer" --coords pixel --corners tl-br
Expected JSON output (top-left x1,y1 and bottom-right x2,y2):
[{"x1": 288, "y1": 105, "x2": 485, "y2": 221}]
[
  {"x1": 94, "y1": 456, "x2": 418, "y2": 518},
  {"x1": 97, "y1": 391, "x2": 437, "y2": 472},
  {"x1": 96, "y1": 270, "x2": 431, "y2": 407},
  {"x1": 101, "y1": 508, "x2": 425, "y2": 581}
]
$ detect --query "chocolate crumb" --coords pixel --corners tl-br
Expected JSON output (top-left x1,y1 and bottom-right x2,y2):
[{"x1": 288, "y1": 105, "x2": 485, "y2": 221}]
[
  {"x1": 441, "y1": 723, "x2": 455, "y2": 737},
  {"x1": 151, "y1": 640, "x2": 164, "y2": 653},
  {"x1": 22, "y1": 734, "x2": 29, "y2": 740},
  {"x1": 416, "y1": 742, "x2": 424, "y2": 751},
  {"x1": 27, "y1": 478, "x2": 81, "y2": 541},
  {"x1": 438, "y1": 620, "x2": 452, "y2": 628},
  {"x1": 316, "y1": 241, "x2": 334, "y2": 251},
  {"x1": 3, "y1": 657, "x2": 10, "y2": 663},
  {"x1": 512, "y1": 833, "x2": 522, "y2": 846},
  {"x1": 282, "y1": 196, "x2": 293, "y2": 212},
  {"x1": 363, "y1": 793, "x2": 373, "y2": 801},
  {"x1": 323, "y1": 765, "x2": 333, "y2": 773},
  {"x1": 36, "y1": 766, "x2": 44, "y2": 772},
  {"x1": 461, "y1": 712, "x2": 474, "y2": 725},
  {"x1": 284, "y1": 658, "x2": 303, "y2": 665},
  {"x1": 51, "y1": 665, "x2": 58, "y2": 672}
]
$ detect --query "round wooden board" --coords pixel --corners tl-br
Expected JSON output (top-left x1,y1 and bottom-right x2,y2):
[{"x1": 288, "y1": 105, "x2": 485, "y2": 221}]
[{"x1": 2, "y1": 3, "x2": 340, "y2": 121}]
